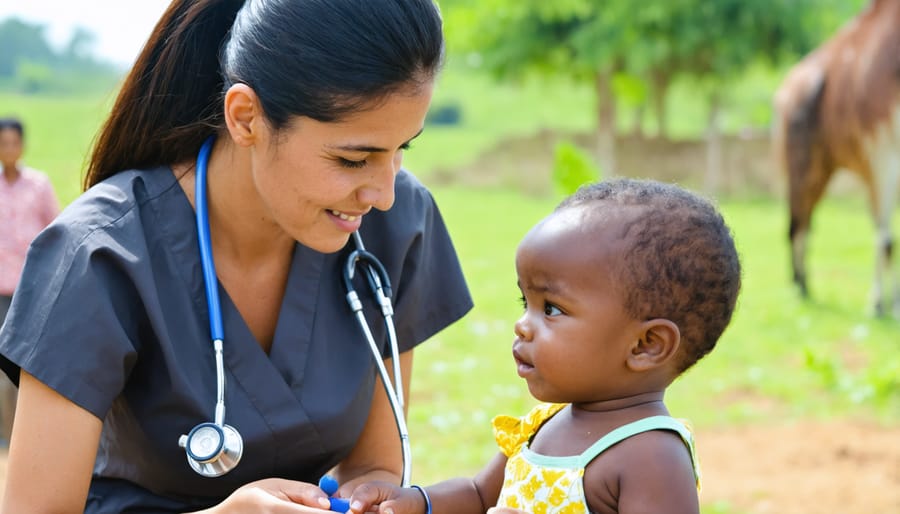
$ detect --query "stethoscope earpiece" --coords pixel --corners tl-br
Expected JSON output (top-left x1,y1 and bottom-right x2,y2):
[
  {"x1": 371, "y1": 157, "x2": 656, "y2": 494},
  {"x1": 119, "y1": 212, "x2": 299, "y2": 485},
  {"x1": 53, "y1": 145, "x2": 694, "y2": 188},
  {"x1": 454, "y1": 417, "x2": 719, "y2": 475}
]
[{"x1": 178, "y1": 422, "x2": 244, "y2": 477}]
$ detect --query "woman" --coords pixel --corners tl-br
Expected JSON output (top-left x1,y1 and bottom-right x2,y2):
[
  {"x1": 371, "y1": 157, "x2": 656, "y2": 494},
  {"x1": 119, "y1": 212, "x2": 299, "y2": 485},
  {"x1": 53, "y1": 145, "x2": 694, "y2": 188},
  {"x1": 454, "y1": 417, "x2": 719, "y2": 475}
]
[{"x1": 0, "y1": 0, "x2": 472, "y2": 512}]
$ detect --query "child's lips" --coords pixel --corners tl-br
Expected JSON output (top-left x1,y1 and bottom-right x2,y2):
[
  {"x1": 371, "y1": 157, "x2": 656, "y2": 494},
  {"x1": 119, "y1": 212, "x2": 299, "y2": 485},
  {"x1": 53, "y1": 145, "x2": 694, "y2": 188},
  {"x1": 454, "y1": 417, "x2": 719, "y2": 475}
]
[{"x1": 512, "y1": 348, "x2": 534, "y2": 376}]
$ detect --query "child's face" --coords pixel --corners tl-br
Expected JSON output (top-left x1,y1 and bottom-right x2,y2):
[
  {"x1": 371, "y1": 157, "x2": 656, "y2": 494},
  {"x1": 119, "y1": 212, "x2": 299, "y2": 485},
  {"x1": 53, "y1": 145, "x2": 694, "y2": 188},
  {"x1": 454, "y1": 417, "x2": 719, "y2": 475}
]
[{"x1": 513, "y1": 208, "x2": 644, "y2": 405}]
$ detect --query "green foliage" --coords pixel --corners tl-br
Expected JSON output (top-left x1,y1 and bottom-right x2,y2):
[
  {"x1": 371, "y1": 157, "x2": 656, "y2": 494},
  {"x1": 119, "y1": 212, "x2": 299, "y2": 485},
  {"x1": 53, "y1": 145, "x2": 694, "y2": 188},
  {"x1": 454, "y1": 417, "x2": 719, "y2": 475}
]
[
  {"x1": 551, "y1": 141, "x2": 600, "y2": 196},
  {"x1": 0, "y1": 17, "x2": 54, "y2": 77},
  {"x1": 444, "y1": 0, "x2": 871, "y2": 140},
  {"x1": 0, "y1": 16, "x2": 121, "y2": 94}
]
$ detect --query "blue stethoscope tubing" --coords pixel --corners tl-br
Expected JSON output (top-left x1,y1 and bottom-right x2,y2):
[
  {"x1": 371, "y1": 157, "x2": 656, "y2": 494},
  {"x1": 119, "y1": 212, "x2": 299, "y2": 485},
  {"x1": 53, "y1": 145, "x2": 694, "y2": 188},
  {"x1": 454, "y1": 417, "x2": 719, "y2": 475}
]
[
  {"x1": 186, "y1": 136, "x2": 412, "y2": 489},
  {"x1": 195, "y1": 135, "x2": 227, "y2": 428}
]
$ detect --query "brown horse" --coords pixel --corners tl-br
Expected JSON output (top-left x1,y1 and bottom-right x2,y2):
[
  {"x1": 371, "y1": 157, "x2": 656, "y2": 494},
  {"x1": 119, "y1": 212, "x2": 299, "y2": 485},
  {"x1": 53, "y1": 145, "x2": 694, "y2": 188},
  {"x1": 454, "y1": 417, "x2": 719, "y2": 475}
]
[{"x1": 773, "y1": 0, "x2": 900, "y2": 316}]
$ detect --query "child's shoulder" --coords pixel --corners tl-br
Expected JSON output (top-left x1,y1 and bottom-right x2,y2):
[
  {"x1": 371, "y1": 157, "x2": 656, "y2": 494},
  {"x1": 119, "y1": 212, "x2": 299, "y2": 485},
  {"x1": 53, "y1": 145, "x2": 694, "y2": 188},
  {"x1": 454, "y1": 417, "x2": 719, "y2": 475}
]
[{"x1": 582, "y1": 417, "x2": 701, "y2": 511}]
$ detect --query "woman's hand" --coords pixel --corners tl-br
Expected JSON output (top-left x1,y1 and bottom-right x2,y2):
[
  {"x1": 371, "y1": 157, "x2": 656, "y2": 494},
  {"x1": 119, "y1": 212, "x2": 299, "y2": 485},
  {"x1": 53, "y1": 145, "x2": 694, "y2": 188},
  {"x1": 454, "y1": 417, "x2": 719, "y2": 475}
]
[
  {"x1": 194, "y1": 478, "x2": 334, "y2": 513},
  {"x1": 347, "y1": 481, "x2": 424, "y2": 514}
]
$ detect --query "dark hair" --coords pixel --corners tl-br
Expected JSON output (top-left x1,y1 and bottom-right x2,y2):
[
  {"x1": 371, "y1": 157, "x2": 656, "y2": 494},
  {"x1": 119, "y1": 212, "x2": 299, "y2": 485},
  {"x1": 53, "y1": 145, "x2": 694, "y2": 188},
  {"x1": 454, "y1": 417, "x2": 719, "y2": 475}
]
[
  {"x1": 557, "y1": 178, "x2": 742, "y2": 373},
  {"x1": 85, "y1": 0, "x2": 444, "y2": 189},
  {"x1": 0, "y1": 117, "x2": 24, "y2": 138}
]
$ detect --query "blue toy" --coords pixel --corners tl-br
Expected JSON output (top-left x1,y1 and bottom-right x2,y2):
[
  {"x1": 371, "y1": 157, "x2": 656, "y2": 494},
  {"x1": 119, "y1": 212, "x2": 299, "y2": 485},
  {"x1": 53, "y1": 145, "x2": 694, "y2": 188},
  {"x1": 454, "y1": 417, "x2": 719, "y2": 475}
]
[{"x1": 319, "y1": 475, "x2": 350, "y2": 513}]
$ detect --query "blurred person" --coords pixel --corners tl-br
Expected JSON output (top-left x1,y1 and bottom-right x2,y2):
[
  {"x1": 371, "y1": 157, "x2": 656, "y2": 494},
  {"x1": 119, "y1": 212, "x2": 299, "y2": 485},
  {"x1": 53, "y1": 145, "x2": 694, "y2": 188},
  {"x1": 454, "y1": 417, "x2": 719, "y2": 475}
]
[
  {"x1": 0, "y1": 0, "x2": 472, "y2": 512},
  {"x1": 0, "y1": 116, "x2": 60, "y2": 446},
  {"x1": 348, "y1": 178, "x2": 742, "y2": 514}
]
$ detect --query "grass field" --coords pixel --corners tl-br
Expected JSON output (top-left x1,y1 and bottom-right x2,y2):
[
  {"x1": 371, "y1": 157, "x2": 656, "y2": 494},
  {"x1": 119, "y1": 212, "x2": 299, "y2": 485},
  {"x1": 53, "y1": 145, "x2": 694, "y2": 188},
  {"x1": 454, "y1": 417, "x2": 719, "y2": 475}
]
[{"x1": 1, "y1": 68, "x2": 898, "y2": 512}]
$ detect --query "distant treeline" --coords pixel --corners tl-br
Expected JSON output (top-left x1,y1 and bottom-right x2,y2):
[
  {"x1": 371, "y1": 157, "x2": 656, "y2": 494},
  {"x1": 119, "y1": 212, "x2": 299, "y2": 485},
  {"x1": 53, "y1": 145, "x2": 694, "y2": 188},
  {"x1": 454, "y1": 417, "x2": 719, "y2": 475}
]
[{"x1": 0, "y1": 17, "x2": 121, "y2": 95}]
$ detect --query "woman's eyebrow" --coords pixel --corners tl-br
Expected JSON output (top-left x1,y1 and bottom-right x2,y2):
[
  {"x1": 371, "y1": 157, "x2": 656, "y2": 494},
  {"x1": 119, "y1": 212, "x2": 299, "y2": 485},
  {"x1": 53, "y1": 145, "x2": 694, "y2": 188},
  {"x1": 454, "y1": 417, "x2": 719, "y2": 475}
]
[{"x1": 327, "y1": 127, "x2": 424, "y2": 153}]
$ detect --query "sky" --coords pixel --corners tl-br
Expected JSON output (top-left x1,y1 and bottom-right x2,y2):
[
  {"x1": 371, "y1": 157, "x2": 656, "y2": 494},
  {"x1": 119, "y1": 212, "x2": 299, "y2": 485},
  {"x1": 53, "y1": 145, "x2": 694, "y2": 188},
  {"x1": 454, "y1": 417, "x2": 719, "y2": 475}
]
[{"x1": 0, "y1": 0, "x2": 173, "y2": 67}]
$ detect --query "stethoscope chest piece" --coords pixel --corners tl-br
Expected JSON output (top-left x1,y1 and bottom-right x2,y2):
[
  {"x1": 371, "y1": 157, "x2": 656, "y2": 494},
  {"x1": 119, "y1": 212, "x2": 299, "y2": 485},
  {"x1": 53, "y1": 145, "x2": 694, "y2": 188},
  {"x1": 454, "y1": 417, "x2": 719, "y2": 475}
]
[{"x1": 178, "y1": 422, "x2": 244, "y2": 477}]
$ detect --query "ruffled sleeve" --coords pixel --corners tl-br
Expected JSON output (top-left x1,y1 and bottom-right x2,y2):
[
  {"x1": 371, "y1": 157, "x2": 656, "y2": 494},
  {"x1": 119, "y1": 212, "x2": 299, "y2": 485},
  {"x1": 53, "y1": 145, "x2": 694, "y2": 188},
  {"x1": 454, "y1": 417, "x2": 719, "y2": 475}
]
[{"x1": 492, "y1": 403, "x2": 567, "y2": 457}]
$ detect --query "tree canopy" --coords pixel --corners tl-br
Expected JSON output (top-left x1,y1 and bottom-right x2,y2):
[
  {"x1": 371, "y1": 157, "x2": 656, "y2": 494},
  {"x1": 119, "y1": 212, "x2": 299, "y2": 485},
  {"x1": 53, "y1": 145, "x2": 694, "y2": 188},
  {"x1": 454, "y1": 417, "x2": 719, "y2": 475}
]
[{"x1": 0, "y1": 16, "x2": 118, "y2": 94}]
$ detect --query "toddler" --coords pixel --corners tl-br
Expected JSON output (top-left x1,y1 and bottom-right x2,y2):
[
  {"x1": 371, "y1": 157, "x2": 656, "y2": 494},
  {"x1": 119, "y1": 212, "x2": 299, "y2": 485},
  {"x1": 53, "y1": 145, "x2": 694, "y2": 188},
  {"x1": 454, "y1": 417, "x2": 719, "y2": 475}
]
[{"x1": 347, "y1": 178, "x2": 742, "y2": 514}]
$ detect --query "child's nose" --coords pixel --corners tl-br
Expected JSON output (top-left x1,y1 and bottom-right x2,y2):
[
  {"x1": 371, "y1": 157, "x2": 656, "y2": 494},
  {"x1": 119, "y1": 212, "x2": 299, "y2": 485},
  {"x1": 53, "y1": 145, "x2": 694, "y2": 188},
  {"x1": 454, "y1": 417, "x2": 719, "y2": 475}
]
[{"x1": 514, "y1": 313, "x2": 532, "y2": 341}]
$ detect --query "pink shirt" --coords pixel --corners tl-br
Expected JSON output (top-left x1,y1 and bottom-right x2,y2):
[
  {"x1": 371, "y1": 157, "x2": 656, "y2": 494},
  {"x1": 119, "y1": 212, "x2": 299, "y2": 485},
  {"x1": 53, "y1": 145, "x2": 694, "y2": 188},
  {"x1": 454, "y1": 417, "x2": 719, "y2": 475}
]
[{"x1": 0, "y1": 166, "x2": 60, "y2": 295}]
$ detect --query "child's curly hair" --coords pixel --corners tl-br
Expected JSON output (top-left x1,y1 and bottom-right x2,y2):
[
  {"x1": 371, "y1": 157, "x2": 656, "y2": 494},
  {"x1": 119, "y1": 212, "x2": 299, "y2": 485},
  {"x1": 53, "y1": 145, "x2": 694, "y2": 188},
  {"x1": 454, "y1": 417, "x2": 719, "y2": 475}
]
[{"x1": 557, "y1": 178, "x2": 742, "y2": 373}]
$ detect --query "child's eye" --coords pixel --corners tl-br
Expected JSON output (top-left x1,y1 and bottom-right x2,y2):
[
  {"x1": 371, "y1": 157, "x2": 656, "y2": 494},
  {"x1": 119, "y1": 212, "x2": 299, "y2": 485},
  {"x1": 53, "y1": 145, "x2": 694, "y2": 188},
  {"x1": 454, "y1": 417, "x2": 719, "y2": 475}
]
[
  {"x1": 544, "y1": 303, "x2": 562, "y2": 316},
  {"x1": 339, "y1": 158, "x2": 367, "y2": 169},
  {"x1": 518, "y1": 295, "x2": 527, "y2": 309}
]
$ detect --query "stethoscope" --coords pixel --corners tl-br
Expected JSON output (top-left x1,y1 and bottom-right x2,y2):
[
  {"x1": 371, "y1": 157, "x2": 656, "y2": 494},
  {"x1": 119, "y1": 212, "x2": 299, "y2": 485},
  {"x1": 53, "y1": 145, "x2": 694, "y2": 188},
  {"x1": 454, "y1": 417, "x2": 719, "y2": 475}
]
[{"x1": 178, "y1": 136, "x2": 412, "y2": 490}]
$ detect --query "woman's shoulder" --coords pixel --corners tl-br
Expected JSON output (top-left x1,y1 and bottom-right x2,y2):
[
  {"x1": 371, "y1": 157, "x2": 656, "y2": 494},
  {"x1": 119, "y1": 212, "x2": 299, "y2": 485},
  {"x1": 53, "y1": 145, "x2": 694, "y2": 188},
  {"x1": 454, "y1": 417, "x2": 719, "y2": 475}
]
[
  {"x1": 39, "y1": 167, "x2": 186, "y2": 260},
  {"x1": 54, "y1": 168, "x2": 181, "y2": 238}
]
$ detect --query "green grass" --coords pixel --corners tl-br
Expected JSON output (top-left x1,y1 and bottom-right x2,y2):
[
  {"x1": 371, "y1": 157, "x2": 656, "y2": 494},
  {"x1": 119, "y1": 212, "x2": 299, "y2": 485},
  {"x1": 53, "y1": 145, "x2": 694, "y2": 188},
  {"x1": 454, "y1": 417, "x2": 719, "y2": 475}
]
[{"x1": 1, "y1": 90, "x2": 118, "y2": 204}]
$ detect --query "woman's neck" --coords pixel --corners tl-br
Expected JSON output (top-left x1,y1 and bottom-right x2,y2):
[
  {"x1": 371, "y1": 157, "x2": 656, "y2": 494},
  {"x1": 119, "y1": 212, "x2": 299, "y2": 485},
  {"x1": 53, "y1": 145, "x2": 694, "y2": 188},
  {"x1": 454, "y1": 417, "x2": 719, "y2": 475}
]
[{"x1": 203, "y1": 141, "x2": 294, "y2": 266}]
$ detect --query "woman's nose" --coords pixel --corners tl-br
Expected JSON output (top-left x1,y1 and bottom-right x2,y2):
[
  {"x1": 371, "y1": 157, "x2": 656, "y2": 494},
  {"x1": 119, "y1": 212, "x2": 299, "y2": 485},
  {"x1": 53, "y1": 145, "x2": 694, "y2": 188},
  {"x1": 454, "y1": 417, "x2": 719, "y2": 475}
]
[{"x1": 357, "y1": 159, "x2": 397, "y2": 211}]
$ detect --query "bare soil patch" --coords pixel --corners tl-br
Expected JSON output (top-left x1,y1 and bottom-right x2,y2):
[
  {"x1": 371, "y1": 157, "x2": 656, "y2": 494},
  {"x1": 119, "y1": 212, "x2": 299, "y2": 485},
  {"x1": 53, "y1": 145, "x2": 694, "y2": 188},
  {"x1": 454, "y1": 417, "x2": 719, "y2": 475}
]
[{"x1": 696, "y1": 420, "x2": 900, "y2": 513}]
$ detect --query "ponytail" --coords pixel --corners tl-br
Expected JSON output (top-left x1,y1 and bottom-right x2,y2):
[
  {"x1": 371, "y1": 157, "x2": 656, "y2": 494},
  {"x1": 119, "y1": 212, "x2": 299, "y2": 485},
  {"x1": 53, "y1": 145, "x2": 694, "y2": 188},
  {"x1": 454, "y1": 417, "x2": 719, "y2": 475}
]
[{"x1": 84, "y1": 0, "x2": 244, "y2": 189}]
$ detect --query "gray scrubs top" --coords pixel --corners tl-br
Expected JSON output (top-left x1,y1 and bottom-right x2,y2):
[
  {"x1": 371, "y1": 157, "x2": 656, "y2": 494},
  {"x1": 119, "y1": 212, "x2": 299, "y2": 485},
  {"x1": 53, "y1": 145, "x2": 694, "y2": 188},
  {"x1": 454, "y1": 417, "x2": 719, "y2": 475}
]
[{"x1": 0, "y1": 167, "x2": 473, "y2": 512}]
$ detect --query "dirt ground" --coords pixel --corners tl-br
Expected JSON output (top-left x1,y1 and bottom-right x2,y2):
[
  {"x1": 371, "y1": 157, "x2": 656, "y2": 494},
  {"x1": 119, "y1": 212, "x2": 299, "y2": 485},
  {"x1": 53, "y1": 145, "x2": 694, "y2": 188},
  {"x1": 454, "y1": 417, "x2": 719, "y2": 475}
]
[
  {"x1": 0, "y1": 420, "x2": 895, "y2": 512},
  {"x1": 695, "y1": 420, "x2": 900, "y2": 513}
]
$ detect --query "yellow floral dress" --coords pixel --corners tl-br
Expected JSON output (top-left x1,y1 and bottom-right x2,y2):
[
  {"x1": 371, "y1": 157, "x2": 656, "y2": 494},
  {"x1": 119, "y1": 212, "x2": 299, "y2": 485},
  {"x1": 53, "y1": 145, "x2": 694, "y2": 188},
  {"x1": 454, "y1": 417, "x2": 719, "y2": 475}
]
[{"x1": 492, "y1": 403, "x2": 700, "y2": 513}]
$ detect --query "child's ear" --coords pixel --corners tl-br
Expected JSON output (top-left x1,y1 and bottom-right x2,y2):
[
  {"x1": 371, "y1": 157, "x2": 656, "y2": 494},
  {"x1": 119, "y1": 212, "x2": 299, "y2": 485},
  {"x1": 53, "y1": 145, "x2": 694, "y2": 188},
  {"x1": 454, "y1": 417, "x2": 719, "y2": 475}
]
[{"x1": 626, "y1": 319, "x2": 681, "y2": 372}]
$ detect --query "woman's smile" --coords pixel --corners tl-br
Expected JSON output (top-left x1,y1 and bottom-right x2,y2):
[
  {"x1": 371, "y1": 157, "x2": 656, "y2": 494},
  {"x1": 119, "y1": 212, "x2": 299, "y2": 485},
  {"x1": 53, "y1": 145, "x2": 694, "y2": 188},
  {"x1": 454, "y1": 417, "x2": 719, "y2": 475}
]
[{"x1": 327, "y1": 208, "x2": 365, "y2": 232}]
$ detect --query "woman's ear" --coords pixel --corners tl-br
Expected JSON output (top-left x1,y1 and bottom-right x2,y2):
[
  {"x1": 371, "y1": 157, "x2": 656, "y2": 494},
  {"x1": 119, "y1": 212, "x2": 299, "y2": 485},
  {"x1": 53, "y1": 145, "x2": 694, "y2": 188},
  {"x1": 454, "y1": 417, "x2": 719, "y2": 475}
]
[
  {"x1": 224, "y1": 83, "x2": 262, "y2": 147},
  {"x1": 626, "y1": 319, "x2": 681, "y2": 372}
]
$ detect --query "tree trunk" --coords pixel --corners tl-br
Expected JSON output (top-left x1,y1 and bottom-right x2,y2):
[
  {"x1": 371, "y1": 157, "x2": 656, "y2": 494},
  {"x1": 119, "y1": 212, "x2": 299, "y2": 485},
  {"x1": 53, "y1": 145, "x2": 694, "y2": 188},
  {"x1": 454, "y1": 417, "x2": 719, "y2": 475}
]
[
  {"x1": 595, "y1": 71, "x2": 617, "y2": 176},
  {"x1": 650, "y1": 70, "x2": 670, "y2": 139},
  {"x1": 704, "y1": 91, "x2": 723, "y2": 195},
  {"x1": 631, "y1": 104, "x2": 645, "y2": 138}
]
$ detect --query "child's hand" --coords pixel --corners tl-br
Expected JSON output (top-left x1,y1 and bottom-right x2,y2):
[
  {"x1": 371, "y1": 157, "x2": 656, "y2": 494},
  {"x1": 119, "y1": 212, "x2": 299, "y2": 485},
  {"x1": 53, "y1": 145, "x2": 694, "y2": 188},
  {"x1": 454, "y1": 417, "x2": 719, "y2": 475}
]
[
  {"x1": 487, "y1": 508, "x2": 529, "y2": 514},
  {"x1": 347, "y1": 482, "x2": 425, "y2": 514}
]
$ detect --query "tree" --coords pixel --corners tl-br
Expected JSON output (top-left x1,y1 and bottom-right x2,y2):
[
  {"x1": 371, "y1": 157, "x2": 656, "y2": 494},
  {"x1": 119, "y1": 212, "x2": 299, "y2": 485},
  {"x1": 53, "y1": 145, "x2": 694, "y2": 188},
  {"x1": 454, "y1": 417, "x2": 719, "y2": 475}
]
[
  {"x1": 611, "y1": 0, "x2": 865, "y2": 192},
  {"x1": 64, "y1": 27, "x2": 97, "y2": 63},
  {"x1": 447, "y1": 0, "x2": 633, "y2": 175},
  {"x1": 0, "y1": 18, "x2": 55, "y2": 77},
  {"x1": 0, "y1": 16, "x2": 119, "y2": 94},
  {"x1": 446, "y1": 0, "x2": 868, "y2": 188}
]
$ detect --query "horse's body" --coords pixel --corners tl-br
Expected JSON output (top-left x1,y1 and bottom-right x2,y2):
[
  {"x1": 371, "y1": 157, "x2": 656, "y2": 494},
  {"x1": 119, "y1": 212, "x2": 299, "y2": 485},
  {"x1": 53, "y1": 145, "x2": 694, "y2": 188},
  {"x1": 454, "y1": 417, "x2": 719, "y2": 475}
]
[{"x1": 773, "y1": 0, "x2": 900, "y2": 315}]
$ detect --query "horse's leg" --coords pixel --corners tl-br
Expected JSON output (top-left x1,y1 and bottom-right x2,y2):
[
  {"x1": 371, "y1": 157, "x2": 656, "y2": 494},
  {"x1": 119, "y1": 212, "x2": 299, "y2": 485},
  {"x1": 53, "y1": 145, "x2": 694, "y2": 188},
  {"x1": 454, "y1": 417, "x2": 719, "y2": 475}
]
[
  {"x1": 867, "y1": 112, "x2": 900, "y2": 317},
  {"x1": 781, "y1": 72, "x2": 828, "y2": 298},
  {"x1": 788, "y1": 152, "x2": 831, "y2": 299}
]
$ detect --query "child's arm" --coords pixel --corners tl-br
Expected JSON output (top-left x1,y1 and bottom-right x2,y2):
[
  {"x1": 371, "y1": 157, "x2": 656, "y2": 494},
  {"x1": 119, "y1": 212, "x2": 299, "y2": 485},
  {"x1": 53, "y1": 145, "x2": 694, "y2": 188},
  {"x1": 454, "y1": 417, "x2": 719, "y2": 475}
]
[
  {"x1": 348, "y1": 452, "x2": 508, "y2": 514},
  {"x1": 586, "y1": 431, "x2": 700, "y2": 514}
]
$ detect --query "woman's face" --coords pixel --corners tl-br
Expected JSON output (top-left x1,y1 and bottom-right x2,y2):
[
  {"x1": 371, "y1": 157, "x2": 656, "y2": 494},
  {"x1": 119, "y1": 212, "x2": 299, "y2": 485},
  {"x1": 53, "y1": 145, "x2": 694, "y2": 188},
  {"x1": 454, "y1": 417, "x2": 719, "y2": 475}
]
[{"x1": 248, "y1": 83, "x2": 434, "y2": 254}]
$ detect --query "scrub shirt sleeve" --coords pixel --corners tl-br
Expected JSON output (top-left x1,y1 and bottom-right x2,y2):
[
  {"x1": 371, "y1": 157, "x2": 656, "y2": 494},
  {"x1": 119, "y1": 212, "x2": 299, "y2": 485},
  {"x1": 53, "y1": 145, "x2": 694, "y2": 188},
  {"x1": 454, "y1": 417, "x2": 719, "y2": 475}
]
[
  {"x1": 0, "y1": 222, "x2": 140, "y2": 420},
  {"x1": 390, "y1": 186, "x2": 473, "y2": 352}
]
